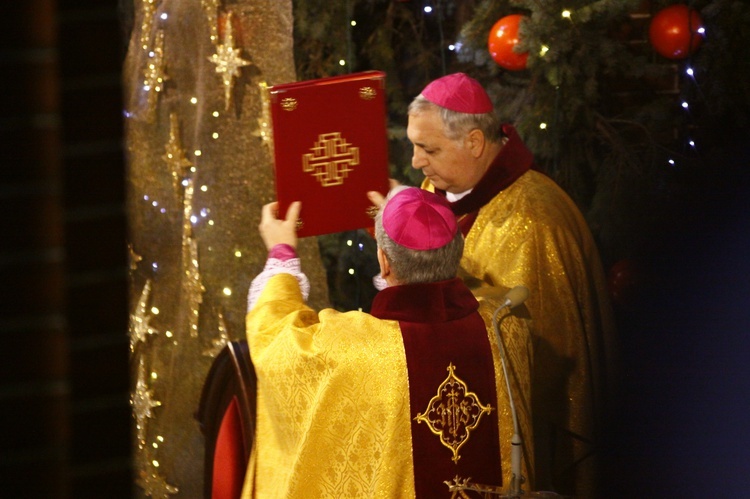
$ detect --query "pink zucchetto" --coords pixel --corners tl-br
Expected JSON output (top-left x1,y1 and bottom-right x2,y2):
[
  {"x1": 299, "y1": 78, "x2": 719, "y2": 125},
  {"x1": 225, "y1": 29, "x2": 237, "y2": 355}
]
[
  {"x1": 382, "y1": 187, "x2": 458, "y2": 251},
  {"x1": 420, "y1": 72, "x2": 493, "y2": 114}
]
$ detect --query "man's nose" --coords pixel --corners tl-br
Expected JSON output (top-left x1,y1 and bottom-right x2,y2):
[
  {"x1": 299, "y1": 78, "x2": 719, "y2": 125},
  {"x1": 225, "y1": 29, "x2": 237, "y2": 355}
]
[{"x1": 412, "y1": 149, "x2": 427, "y2": 169}]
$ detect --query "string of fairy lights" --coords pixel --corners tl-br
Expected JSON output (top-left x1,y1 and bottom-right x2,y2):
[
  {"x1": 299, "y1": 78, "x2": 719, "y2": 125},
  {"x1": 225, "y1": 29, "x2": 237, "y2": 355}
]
[
  {"x1": 131, "y1": 0, "x2": 270, "y2": 301},
  {"x1": 128, "y1": 0, "x2": 276, "y2": 495},
  {"x1": 126, "y1": 2, "x2": 714, "y2": 496}
]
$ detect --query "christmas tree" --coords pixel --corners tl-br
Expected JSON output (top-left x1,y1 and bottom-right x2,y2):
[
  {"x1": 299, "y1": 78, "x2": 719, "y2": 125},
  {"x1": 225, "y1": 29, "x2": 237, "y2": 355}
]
[
  {"x1": 123, "y1": 1, "x2": 750, "y2": 496},
  {"x1": 294, "y1": 0, "x2": 750, "y2": 311}
]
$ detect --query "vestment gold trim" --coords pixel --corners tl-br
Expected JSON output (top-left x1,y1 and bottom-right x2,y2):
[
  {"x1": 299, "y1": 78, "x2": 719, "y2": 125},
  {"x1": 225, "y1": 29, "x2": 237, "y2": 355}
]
[{"x1": 414, "y1": 363, "x2": 493, "y2": 463}]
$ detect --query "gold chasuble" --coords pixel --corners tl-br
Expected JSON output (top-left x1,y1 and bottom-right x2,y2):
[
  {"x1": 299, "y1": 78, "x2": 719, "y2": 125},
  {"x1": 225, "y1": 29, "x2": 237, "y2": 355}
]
[
  {"x1": 423, "y1": 125, "x2": 617, "y2": 497},
  {"x1": 243, "y1": 273, "x2": 533, "y2": 498}
]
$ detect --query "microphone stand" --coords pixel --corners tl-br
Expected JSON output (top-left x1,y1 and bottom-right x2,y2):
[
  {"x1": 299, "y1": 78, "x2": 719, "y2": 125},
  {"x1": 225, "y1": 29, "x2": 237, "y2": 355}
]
[{"x1": 492, "y1": 286, "x2": 529, "y2": 498}]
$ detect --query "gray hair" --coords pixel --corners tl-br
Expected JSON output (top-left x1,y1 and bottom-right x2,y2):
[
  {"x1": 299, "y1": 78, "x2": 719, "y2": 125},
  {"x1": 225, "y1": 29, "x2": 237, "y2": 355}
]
[
  {"x1": 408, "y1": 94, "x2": 504, "y2": 143},
  {"x1": 374, "y1": 187, "x2": 464, "y2": 285}
]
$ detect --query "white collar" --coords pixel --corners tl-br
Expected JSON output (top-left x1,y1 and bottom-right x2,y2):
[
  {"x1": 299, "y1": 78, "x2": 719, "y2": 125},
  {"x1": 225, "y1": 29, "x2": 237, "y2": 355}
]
[{"x1": 446, "y1": 189, "x2": 472, "y2": 202}]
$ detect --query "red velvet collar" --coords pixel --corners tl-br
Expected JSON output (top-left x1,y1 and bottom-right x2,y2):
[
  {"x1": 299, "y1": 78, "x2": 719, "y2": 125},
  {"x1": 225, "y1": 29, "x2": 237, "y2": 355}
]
[
  {"x1": 370, "y1": 278, "x2": 479, "y2": 323},
  {"x1": 438, "y1": 124, "x2": 534, "y2": 218}
]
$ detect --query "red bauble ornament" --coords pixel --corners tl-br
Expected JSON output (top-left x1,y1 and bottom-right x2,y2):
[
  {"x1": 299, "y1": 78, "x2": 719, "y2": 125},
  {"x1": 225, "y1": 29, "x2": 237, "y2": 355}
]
[
  {"x1": 488, "y1": 14, "x2": 529, "y2": 71},
  {"x1": 648, "y1": 5, "x2": 704, "y2": 60}
]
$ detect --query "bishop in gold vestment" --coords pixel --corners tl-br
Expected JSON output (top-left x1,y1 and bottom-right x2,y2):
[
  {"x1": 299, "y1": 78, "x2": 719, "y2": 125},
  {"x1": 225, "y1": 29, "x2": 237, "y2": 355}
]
[
  {"x1": 242, "y1": 188, "x2": 535, "y2": 498},
  {"x1": 443, "y1": 165, "x2": 617, "y2": 496},
  {"x1": 409, "y1": 73, "x2": 617, "y2": 497}
]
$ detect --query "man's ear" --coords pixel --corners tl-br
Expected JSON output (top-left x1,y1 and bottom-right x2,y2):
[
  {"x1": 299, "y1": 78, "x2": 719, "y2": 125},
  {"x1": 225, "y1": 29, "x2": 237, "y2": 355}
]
[
  {"x1": 466, "y1": 129, "x2": 485, "y2": 158},
  {"x1": 377, "y1": 247, "x2": 390, "y2": 278}
]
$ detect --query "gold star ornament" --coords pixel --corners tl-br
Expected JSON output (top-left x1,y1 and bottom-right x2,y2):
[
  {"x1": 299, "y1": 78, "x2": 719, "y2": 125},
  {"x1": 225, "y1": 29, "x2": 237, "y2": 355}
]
[{"x1": 208, "y1": 12, "x2": 251, "y2": 110}]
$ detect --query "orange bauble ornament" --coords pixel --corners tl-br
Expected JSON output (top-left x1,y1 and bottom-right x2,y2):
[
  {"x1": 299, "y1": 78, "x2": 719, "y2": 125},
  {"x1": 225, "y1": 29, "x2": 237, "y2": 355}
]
[
  {"x1": 488, "y1": 14, "x2": 529, "y2": 71},
  {"x1": 648, "y1": 5, "x2": 704, "y2": 60}
]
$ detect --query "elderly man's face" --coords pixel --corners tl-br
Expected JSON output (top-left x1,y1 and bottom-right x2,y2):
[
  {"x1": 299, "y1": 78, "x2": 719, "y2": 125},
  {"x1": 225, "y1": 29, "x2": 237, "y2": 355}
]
[{"x1": 407, "y1": 107, "x2": 479, "y2": 193}]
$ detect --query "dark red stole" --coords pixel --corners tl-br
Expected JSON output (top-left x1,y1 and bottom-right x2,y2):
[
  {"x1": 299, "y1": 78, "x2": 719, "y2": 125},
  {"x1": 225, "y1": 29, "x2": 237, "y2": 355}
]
[
  {"x1": 436, "y1": 125, "x2": 535, "y2": 236},
  {"x1": 370, "y1": 278, "x2": 502, "y2": 497}
]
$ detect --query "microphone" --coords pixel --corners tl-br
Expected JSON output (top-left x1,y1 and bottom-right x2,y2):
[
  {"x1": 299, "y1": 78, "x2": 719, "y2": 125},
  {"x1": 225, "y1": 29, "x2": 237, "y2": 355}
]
[
  {"x1": 493, "y1": 285, "x2": 529, "y2": 497},
  {"x1": 501, "y1": 285, "x2": 529, "y2": 309}
]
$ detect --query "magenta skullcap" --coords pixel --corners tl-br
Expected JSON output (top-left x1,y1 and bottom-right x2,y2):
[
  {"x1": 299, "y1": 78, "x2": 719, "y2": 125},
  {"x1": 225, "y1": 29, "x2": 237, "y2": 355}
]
[
  {"x1": 421, "y1": 72, "x2": 493, "y2": 114},
  {"x1": 382, "y1": 187, "x2": 458, "y2": 250}
]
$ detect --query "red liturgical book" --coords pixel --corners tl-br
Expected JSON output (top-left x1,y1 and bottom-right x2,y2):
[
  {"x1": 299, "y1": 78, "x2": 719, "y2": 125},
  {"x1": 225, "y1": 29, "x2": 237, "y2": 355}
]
[{"x1": 269, "y1": 71, "x2": 390, "y2": 237}]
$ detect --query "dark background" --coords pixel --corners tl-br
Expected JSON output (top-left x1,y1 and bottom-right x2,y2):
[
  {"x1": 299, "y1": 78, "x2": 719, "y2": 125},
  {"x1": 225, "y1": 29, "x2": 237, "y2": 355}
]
[
  {"x1": 0, "y1": 2, "x2": 131, "y2": 497},
  {"x1": 1, "y1": 1, "x2": 749, "y2": 498}
]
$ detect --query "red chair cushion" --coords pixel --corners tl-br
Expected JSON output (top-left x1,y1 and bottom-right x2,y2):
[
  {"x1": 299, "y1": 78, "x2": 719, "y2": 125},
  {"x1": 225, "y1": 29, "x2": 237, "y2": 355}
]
[{"x1": 212, "y1": 396, "x2": 247, "y2": 499}]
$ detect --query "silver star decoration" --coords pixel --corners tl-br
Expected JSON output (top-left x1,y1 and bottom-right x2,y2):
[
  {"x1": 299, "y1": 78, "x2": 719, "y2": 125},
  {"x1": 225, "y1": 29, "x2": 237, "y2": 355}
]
[
  {"x1": 137, "y1": 449, "x2": 179, "y2": 498},
  {"x1": 131, "y1": 357, "x2": 162, "y2": 449},
  {"x1": 130, "y1": 279, "x2": 158, "y2": 353},
  {"x1": 181, "y1": 179, "x2": 205, "y2": 337},
  {"x1": 208, "y1": 12, "x2": 251, "y2": 110},
  {"x1": 203, "y1": 310, "x2": 231, "y2": 357},
  {"x1": 162, "y1": 113, "x2": 193, "y2": 193}
]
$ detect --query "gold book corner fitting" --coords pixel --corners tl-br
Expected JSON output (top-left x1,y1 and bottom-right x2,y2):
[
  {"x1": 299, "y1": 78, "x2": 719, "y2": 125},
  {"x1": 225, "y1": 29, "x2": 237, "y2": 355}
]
[
  {"x1": 414, "y1": 363, "x2": 493, "y2": 463},
  {"x1": 359, "y1": 86, "x2": 377, "y2": 100},
  {"x1": 302, "y1": 132, "x2": 359, "y2": 187},
  {"x1": 281, "y1": 97, "x2": 298, "y2": 111}
]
